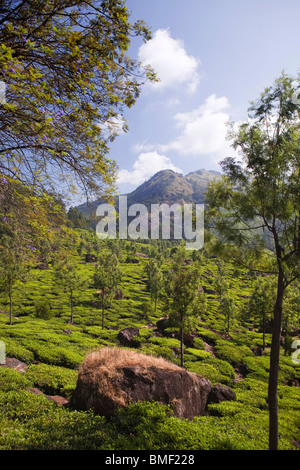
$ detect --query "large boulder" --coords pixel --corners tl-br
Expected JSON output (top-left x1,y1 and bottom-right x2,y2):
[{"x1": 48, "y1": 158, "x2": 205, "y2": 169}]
[{"x1": 70, "y1": 347, "x2": 212, "y2": 420}]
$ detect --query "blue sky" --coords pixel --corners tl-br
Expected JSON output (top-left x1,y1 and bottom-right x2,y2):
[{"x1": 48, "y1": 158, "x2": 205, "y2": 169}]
[{"x1": 106, "y1": 0, "x2": 300, "y2": 195}]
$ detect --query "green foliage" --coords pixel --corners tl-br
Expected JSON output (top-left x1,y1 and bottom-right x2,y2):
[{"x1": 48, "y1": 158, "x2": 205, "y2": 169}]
[
  {"x1": 0, "y1": 390, "x2": 108, "y2": 450},
  {"x1": 0, "y1": 0, "x2": 154, "y2": 200},
  {"x1": 0, "y1": 232, "x2": 299, "y2": 450},
  {"x1": 26, "y1": 363, "x2": 78, "y2": 398},
  {"x1": 206, "y1": 74, "x2": 300, "y2": 448},
  {"x1": 214, "y1": 339, "x2": 254, "y2": 366},
  {"x1": 34, "y1": 301, "x2": 52, "y2": 320},
  {"x1": 0, "y1": 367, "x2": 32, "y2": 392},
  {"x1": 92, "y1": 251, "x2": 122, "y2": 328}
]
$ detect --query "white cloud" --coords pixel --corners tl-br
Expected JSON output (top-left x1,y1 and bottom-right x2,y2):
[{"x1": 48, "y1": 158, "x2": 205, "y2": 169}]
[
  {"x1": 117, "y1": 152, "x2": 183, "y2": 186},
  {"x1": 138, "y1": 29, "x2": 200, "y2": 93},
  {"x1": 100, "y1": 115, "x2": 127, "y2": 138},
  {"x1": 159, "y1": 94, "x2": 232, "y2": 159}
]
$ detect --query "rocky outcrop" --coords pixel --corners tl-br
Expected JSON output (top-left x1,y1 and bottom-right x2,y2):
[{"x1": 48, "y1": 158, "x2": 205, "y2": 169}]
[
  {"x1": 70, "y1": 347, "x2": 212, "y2": 420},
  {"x1": 117, "y1": 327, "x2": 140, "y2": 348}
]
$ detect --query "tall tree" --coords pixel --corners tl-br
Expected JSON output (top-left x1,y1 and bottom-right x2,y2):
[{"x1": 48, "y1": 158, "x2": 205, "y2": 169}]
[
  {"x1": 54, "y1": 258, "x2": 89, "y2": 324},
  {"x1": 0, "y1": 175, "x2": 63, "y2": 322},
  {"x1": 248, "y1": 277, "x2": 276, "y2": 350},
  {"x1": 0, "y1": 0, "x2": 154, "y2": 201},
  {"x1": 0, "y1": 233, "x2": 30, "y2": 324},
  {"x1": 144, "y1": 258, "x2": 163, "y2": 311},
  {"x1": 93, "y1": 251, "x2": 122, "y2": 328},
  {"x1": 162, "y1": 246, "x2": 201, "y2": 367},
  {"x1": 219, "y1": 292, "x2": 236, "y2": 334},
  {"x1": 206, "y1": 73, "x2": 300, "y2": 450}
]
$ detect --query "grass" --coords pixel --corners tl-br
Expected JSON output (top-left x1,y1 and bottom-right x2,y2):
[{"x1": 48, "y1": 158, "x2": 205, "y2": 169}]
[{"x1": 0, "y1": 235, "x2": 299, "y2": 450}]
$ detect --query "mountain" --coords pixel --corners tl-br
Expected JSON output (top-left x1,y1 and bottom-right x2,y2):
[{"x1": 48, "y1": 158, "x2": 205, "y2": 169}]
[
  {"x1": 76, "y1": 168, "x2": 222, "y2": 218},
  {"x1": 126, "y1": 168, "x2": 221, "y2": 207}
]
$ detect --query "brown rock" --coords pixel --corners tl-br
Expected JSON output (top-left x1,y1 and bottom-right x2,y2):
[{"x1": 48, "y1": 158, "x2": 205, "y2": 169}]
[
  {"x1": 208, "y1": 384, "x2": 236, "y2": 404},
  {"x1": 1, "y1": 357, "x2": 28, "y2": 374},
  {"x1": 114, "y1": 288, "x2": 124, "y2": 300},
  {"x1": 70, "y1": 347, "x2": 212, "y2": 420},
  {"x1": 117, "y1": 327, "x2": 140, "y2": 348},
  {"x1": 46, "y1": 395, "x2": 69, "y2": 406}
]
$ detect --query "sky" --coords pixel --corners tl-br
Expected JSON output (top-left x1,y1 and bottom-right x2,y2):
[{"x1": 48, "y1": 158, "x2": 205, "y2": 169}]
[{"x1": 105, "y1": 0, "x2": 300, "y2": 195}]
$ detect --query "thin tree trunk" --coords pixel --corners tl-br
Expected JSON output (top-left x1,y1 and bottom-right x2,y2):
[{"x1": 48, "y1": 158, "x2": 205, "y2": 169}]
[
  {"x1": 102, "y1": 292, "x2": 105, "y2": 329},
  {"x1": 180, "y1": 326, "x2": 184, "y2": 368},
  {"x1": 262, "y1": 311, "x2": 266, "y2": 351},
  {"x1": 70, "y1": 290, "x2": 74, "y2": 324},
  {"x1": 9, "y1": 291, "x2": 12, "y2": 325},
  {"x1": 268, "y1": 267, "x2": 285, "y2": 450}
]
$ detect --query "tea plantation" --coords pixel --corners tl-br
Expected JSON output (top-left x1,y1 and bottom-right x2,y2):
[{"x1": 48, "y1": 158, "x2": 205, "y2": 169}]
[{"x1": 0, "y1": 230, "x2": 299, "y2": 451}]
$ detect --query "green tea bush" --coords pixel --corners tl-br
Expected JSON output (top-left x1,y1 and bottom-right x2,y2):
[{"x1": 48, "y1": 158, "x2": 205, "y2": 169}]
[
  {"x1": 148, "y1": 336, "x2": 181, "y2": 349},
  {"x1": 196, "y1": 327, "x2": 219, "y2": 344},
  {"x1": 214, "y1": 339, "x2": 254, "y2": 366},
  {"x1": 0, "y1": 390, "x2": 107, "y2": 450},
  {"x1": 26, "y1": 363, "x2": 78, "y2": 398},
  {"x1": 34, "y1": 301, "x2": 52, "y2": 320},
  {"x1": 207, "y1": 400, "x2": 247, "y2": 417},
  {"x1": 140, "y1": 344, "x2": 176, "y2": 363},
  {"x1": 3, "y1": 338, "x2": 35, "y2": 363},
  {"x1": 185, "y1": 361, "x2": 228, "y2": 385},
  {"x1": 193, "y1": 337, "x2": 205, "y2": 349},
  {"x1": 0, "y1": 368, "x2": 32, "y2": 392},
  {"x1": 242, "y1": 356, "x2": 270, "y2": 382},
  {"x1": 185, "y1": 348, "x2": 212, "y2": 361},
  {"x1": 234, "y1": 378, "x2": 268, "y2": 410},
  {"x1": 202, "y1": 357, "x2": 235, "y2": 383},
  {"x1": 25, "y1": 342, "x2": 83, "y2": 369}
]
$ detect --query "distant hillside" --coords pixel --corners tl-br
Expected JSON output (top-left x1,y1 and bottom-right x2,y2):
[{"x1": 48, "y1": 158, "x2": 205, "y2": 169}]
[{"x1": 76, "y1": 168, "x2": 221, "y2": 218}]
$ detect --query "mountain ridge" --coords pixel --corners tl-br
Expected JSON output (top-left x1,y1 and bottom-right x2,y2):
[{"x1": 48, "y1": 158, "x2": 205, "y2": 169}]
[{"x1": 76, "y1": 168, "x2": 222, "y2": 217}]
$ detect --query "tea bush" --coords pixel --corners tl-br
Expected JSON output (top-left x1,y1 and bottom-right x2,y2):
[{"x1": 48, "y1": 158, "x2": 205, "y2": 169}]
[
  {"x1": 214, "y1": 339, "x2": 254, "y2": 366},
  {"x1": 0, "y1": 367, "x2": 32, "y2": 392},
  {"x1": 35, "y1": 301, "x2": 52, "y2": 320},
  {"x1": 0, "y1": 390, "x2": 108, "y2": 450},
  {"x1": 25, "y1": 363, "x2": 78, "y2": 398}
]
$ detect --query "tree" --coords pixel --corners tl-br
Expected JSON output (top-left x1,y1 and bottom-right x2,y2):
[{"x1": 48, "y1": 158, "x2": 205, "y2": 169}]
[
  {"x1": 214, "y1": 260, "x2": 229, "y2": 299},
  {"x1": 0, "y1": 233, "x2": 30, "y2": 324},
  {"x1": 93, "y1": 251, "x2": 122, "y2": 328},
  {"x1": 54, "y1": 258, "x2": 89, "y2": 324},
  {"x1": 0, "y1": 0, "x2": 155, "y2": 201},
  {"x1": 0, "y1": 175, "x2": 61, "y2": 323},
  {"x1": 219, "y1": 292, "x2": 236, "y2": 334},
  {"x1": 162, "y1": 246, "x2": 201, "y2": 367},
  {"x1": 144, "y1": 258, "x2": 163, "y2": 311},
  {"x1": 248, "y1": 277, "x2": 276, "y2": 350},
  {"x1": 206, "y1": 73, "x2": 300, "y2": 450},
  {"x1": 282, "y1": 281, "x2": 300, "y2": 333}
]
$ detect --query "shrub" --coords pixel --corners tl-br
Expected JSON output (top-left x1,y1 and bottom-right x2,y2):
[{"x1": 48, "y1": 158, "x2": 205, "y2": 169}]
[
  {"x1": 242, "y1": 356, "x2": 269, "y2": 382},
  {"x1": 203, "y1": 357, "x2": 235, "y2": 383},
  {"x1": 26, "y1": 363, "x2": 78, "y2": 398},
  {"x1": 0, "y1": 368, "x2": 32, "y2": 392},
  {"x1": 34, "y1": 301, "x2": 53, "y2": 320},
  {"x1": 3, "y1": 339, "x2": 35, "y2": 363},
  {"x1": 214, "y1": 339, "x2": 253, "y2": 366},
  {"x1": 185, "y1": 361, "x2": 227, "y2": 385},
  {"x1": 0, "y1": 390, "x2": 107, "y2": 450},
  {"x1": 185, "y1": 348, "x2": 212, "y2": 361}
]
